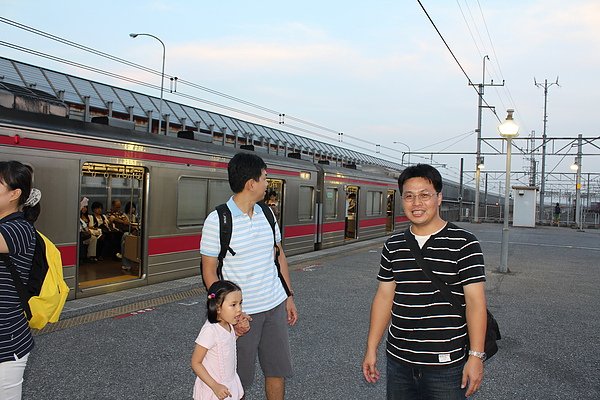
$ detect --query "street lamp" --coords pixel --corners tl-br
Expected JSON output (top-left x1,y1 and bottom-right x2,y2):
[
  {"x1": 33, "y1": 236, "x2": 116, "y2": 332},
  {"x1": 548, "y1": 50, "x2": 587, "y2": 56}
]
[
  {"x1": 393, "y1": 141, "x2": 411, "y2": 165},
  {"x1": 130, "y1": 33, "x2": 166, "y2": 135},
  {"x1": 498, "y1": 109, "x2": 519, "y2": 273}
]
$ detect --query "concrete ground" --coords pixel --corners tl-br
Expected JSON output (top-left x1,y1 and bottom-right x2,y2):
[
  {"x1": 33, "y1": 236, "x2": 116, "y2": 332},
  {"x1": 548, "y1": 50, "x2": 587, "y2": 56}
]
[{"x1": 22, "y1": 222, "x2": 600, "y2": 399}]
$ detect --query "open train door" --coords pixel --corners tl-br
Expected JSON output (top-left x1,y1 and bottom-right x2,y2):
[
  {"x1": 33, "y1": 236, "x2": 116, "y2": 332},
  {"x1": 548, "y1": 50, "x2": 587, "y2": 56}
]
[
  {"x1": 386, "y1": 189, "x2": 395, "y2": 232},
  {"x1": 345, "y1": 186, "x2": 358, "y2": 239},
  {"x1": 77, "y1": 162, "x2": 146, "y2": 292}
]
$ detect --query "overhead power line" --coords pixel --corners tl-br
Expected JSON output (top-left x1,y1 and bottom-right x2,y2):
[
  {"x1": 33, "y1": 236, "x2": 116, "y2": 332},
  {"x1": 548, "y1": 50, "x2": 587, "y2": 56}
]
[
  {"x1": 1, "y1": 16, "x2": 386, "y2": 150},
  {"x1": 416, "y1": 0, "x2": 500, "y2": 122}
]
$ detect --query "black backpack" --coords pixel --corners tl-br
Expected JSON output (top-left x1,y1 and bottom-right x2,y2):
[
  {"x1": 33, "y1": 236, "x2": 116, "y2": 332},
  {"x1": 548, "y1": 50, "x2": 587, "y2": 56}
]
[{"x1": 215, "y1": 202, "x2": 291, "y2": 296}]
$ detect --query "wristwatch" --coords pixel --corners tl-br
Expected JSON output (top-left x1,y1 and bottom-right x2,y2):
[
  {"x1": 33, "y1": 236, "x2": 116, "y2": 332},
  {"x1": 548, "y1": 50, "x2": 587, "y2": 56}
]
[{"x1": 468, "y1": 350, "x2": 486, "y2": 361}]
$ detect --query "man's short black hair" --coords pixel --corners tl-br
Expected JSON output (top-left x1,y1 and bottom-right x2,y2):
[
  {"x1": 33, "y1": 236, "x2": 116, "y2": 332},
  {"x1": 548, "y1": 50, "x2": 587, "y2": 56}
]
[
  {"x1": 228, "y1": 153, "x2": 267, "y2": 193},
  {"x1": 397, "y1": 164, "x2": 443, "y2": 194}
]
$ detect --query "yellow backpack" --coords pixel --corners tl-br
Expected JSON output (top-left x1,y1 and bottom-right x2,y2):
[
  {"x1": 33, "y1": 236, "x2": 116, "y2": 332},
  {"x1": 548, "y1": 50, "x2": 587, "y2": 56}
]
[{"x1": 4, "y1": 231, "x2": 70, "y2": 329}]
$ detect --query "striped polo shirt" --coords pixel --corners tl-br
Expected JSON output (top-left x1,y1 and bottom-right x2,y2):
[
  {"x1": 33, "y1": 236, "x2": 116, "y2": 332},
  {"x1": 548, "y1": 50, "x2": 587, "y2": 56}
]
[
  {"x1": 200, "y1": 197, "x2": 287, "y2": 315},
  {"x1": 0, "y1": 212, "x2": 36, "y2": 362},
  {"x1": 377, "y1": 222, "x2": 485, "y2": 367}
]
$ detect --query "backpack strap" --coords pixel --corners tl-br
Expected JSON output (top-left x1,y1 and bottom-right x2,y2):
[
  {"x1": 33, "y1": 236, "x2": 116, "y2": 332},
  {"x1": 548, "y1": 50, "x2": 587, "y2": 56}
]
[
  {"x1": 404, "y1": 228, "x2": 463, "y2": 311},
  {"x1": 258, "y1": 202, "x2": 292, "y2": 297},
  {"x1": 1, "y1": 251, "x2": 33, "y2": 320},
  {"x1": 215, "y1": 203, "x2": 235, "y2": 280}
]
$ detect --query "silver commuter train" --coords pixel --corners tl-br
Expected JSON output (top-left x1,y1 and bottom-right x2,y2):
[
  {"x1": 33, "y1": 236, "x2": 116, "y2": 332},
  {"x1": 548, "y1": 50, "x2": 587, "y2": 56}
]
[{"x1": 1, "y1": 107, "x2": 417, "y2": 299}]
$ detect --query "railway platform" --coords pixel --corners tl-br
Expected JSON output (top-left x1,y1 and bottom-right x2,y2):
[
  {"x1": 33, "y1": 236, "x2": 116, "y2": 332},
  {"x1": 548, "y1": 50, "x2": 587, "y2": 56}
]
[{"x1": 23, "y1": 222, "x2": 600, "y2": 399}]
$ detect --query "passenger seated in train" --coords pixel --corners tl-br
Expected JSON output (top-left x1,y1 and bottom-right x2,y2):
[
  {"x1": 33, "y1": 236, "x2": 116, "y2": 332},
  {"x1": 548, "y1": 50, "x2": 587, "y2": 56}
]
[
  {"x1": 109, "y1": 199, "x2": 131, "y2": 233},
  {"x1": 121, "y1": 201, "x2": 140, "y2": 272},
  {"x1": 265, "y1": 190, "x2": 280, "y2": 219},
  {"x1": 79, "y1": 197, "x2": 100, "y2": 262},
  {"x1": 90, "y1": 201, "x2": 120, "y2": 260}
]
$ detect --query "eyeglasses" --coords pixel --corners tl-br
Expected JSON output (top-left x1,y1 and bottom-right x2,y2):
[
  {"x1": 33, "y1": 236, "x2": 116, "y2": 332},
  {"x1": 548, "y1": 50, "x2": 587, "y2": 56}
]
[{"x1": 401, "y1": 192, "x2": 438, "y2": 203}]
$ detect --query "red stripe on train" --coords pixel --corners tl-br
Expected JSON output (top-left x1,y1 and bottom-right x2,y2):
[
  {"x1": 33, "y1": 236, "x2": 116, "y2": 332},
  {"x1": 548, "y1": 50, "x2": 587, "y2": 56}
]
[
  {"x1": 322, "y1": 221, "x2": 346, "y2": 233},
  {"x1": 359, "y1": 217, "x2": 388, "y2": 228},
  {"x1": 148, "y1": 235, "x2": 200, "y2": 256},
  {"x1": 325, "y1": 176, "x2": 393, "y2": 187},
  {"x1": 395, "y1": 216, "x2": 410, "y2": 223},
  {"x1": 2, "y1": 136, "x2": 301, "y2": 177},
  {"x1": 57, "y1": 245, "x2": 77, "y2": 268},
  {"x1": 284, "y1": 224, "x2": 316, "y2": 238}
]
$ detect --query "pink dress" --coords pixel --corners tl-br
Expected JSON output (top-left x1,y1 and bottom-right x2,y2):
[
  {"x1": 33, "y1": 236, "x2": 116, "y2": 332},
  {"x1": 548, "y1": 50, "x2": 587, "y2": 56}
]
[{"x1": 193, "y1": 320, "x2": 244, "y2": 400}]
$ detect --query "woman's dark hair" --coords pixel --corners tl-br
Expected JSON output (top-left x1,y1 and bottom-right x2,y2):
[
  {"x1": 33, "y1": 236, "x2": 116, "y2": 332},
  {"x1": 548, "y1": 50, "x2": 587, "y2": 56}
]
[
  {"x1": 91, "y1": 201, "x2": 103, "y2": 212},
  {"x1": 397, "y1": 164, "x2": 443, "y2": 194},
  {"x1": 0, "y1": 161, "x2": 40, "y2": 222},
  {"x1": 125, "y1": 201, "x2": 136, "y2": 215},
  {"x1": 227, "y1": 153, "x2": 267, "y2": 193},
  {"x1": 206, "y1": 280, "x2": 242, "y2": 324}
]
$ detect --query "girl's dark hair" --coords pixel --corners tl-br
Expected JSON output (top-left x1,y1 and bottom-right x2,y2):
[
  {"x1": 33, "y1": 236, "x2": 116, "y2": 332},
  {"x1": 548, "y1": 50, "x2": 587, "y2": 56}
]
[
  {"x1": 227, "y1": 153, "x2": 267, "y2": 193},
  {"x1": 397, "y1": 164, "x2": 443, "y2": 194},
  {"x1": 0, "y1": 161, "x2": 40, "y2": 223},
  {"x1": 91, "y1": 201, "x2": 103, "y2": 212},
  {"x1": 125, "y1": 201, "x2": 136, "y2": 215},
  {"x1": 206, "y1": 280, "x2": 242, "y2": 324}
]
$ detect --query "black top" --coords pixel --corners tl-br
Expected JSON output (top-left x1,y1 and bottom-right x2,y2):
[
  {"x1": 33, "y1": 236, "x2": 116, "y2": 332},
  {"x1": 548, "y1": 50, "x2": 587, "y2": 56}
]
[
  {"x1": 377, "y1": 222, "x2": 486, "y2": 367},
  {"x1": 0, "y1": 212, "x2": 35, "y2": 362}
]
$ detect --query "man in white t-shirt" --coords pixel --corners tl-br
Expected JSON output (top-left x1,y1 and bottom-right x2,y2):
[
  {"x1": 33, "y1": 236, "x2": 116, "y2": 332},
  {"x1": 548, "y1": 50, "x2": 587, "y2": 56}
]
[{"x1": 201, "y1": 152, "x2": 298, "y2": 400}]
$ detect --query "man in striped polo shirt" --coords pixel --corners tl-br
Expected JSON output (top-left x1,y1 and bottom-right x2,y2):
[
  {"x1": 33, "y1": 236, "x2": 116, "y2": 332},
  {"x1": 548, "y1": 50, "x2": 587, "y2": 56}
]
[
  {"x1": 201, "y1": 153, "x2": 297, "y2": 400},
  {"x1": 363, "y1": 164, "x2": 487, "y2": 399}
]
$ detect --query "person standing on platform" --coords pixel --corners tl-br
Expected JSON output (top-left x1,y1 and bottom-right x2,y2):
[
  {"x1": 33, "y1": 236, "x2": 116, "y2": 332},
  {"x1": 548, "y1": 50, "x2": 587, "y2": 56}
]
[
  {"x1": 201, "y1": 153, "x2": 297, "y2": 400},
  {"x1": 0, "y1": 161, "x2": 40, "y2": 400},
  {"x1": 362, "y1": 164, "x2": 488, "y2": 399},
  {"x1": 553, "y1": 203, "x2": 561, "y2": 226}
]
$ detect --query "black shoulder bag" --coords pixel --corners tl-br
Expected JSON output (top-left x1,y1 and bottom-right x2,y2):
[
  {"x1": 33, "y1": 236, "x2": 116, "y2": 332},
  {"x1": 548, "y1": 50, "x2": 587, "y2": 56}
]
[{"x1": 404, "y1": 229, "x2": 501, "y2": 360}]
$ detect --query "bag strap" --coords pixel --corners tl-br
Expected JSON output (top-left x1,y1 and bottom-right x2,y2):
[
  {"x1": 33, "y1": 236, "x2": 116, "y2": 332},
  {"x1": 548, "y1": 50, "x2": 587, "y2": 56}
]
[
  {"x1": 258, "y1": 202, "x2": 292, "y2": 297},
  {"x1": 0, "y1": 253, "x2": 33, "y2": 320},
  {"x1": 404, "y1": 228, "x2": 463, "y2": 311},
  {"x1": 216, "y1": 203, "x2": 235, "y2": 280}
]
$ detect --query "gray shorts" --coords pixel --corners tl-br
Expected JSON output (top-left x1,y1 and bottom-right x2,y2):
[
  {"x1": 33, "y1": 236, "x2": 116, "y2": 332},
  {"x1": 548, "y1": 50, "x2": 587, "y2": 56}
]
[{"x1": 236, "y1": 301, "x2": 293, "y2": 388}]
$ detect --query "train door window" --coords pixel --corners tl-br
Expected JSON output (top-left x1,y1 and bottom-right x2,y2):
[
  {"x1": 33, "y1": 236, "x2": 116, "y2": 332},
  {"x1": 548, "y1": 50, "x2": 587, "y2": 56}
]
[
  {"x1": 366, "y1": 191, "x2": 383, "y2": 216},
  {"x1": 207, "y1": 179, "x2": 232, "y2": 214},
  {"x1": 386, "y1": 190, "x2": 395, "y2": 232},
  {"x1": 345, "y1": 186, "x2": 358, "y2": 239},
  {"x1": 325, "y1": 188, "x2": 338, "y2": 219},
  {"x1": 177, "y1": 177, "x2": 208, "y2": 227},
  {"x1": 79, "y1": 162, "x2": 145, "y2": 290},
  {"x1": 265, "y1": 179, "x2": 284, "y2": 225},
  {"x1": 298, "y1": 186, "x2": 314, "y2": 220}
]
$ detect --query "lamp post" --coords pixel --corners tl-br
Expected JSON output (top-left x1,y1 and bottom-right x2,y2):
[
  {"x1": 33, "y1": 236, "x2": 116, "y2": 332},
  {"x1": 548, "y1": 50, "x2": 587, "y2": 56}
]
[
  {"x1": 498, "y1": 109, "x2": 519, "y2": 273},
  {"x1": 572, "y1": 133, "x2": 583, "y2": 231},
  {"x1": 130, "y1": 33, "x2": 166, "y2": 135},
  {"x1": 393, "y1": 141, "x2": 411, "y2": 165}
]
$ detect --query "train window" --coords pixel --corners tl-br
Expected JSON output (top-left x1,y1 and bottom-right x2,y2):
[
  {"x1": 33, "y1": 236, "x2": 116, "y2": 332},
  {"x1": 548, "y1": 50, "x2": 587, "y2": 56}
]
[
  {"x1": 177, "y1": 177, "x2": 208, "y2": 227},
  {"x1": 298, "y1": 186, "x2": 314, "y2": 220},
  {"x1": 207, "y1": 180, "x2": 232, "y2": 213},
  {"x1": 366, "y1": 191, "x2": 383, "y2": 216},
  {"x1": 325, "y1": 188, "x2": 338, "y2": 219}
]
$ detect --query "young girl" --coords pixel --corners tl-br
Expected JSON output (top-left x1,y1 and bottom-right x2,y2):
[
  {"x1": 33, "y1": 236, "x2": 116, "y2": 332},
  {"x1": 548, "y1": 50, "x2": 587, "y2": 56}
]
[{"x1": 191, "y1": 280, "x2": 244, "y2": 400}]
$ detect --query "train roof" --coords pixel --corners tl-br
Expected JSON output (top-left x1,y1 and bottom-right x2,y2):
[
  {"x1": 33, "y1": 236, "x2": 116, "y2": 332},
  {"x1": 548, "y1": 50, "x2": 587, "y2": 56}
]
[
  {"x1": 0, "y1": 56, "x2": 404, "y2": 172},
  {"x1": 0, "y1": 106, "x2": 323, "y2": 173}
]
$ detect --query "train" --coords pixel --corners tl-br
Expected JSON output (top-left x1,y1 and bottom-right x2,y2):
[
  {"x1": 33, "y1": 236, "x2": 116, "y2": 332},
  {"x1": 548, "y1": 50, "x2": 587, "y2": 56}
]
[{"x1": 0, "y1": 56, "x2": 497, "y2": 300}]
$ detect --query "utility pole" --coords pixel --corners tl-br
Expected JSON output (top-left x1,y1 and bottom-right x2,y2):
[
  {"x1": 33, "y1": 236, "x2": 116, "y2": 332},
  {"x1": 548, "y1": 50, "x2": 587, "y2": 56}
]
[
  {"x1": 535, "y1": 77, "x2": 560, "y2": 223},
  {"x1": 459, "y1": 158, "x2": 464, "y2": 222},
  {"x1": 528, "y1": 130, "x2": 537, "y2": 186},
  {"x1": 575, "y1": 133, "x2": 583, "y2": 231},
  {"x1": 471, "y1": 55, "x2": 504, "y2": 222}
]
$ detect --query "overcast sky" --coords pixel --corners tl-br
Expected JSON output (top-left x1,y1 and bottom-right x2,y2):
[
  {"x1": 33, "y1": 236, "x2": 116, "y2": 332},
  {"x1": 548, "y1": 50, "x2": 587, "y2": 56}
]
[{"x1": 2, "y1": 0, "x2": 599, "y2": 194}]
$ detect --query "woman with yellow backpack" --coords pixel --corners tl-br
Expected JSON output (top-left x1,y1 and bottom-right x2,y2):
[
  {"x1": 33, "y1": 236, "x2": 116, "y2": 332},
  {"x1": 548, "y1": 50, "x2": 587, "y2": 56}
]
[{"x1": 0, "y1": 160, "x2": 40, "y2": 400}]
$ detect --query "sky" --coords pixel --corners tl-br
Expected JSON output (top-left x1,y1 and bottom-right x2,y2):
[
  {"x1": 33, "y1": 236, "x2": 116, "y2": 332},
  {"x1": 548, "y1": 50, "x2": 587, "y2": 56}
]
[{"x1": 2, "y1": 0, "x2": 600, "y2": 197}]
